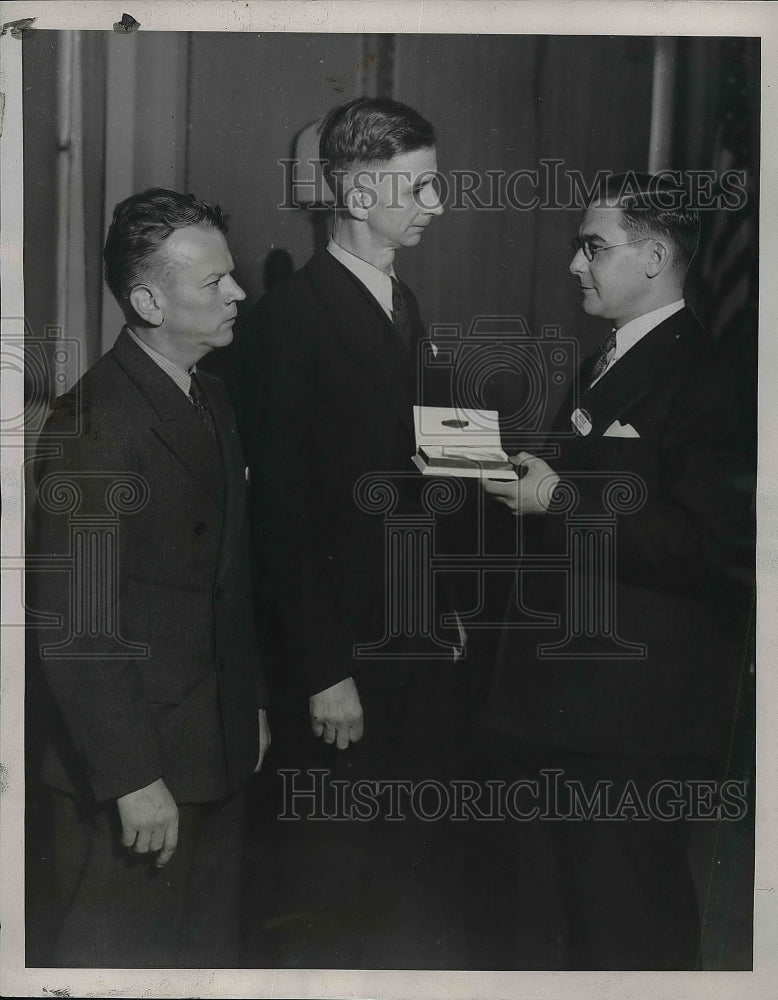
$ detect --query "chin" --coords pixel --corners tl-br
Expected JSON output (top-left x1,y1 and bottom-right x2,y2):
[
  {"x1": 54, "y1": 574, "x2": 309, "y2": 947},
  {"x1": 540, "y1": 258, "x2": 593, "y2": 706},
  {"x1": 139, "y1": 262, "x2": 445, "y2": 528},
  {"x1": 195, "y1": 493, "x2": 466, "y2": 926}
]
[{"x1": 212, "y1": 327, "x2": 235, "y2": 348}]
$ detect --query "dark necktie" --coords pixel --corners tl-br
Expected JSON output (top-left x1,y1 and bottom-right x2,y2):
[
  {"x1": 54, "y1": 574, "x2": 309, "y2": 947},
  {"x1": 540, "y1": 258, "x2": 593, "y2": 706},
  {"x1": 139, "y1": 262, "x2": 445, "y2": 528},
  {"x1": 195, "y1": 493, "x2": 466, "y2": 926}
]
[
  {"x1": 188, "y1": 371, "x2": 217, "y2": 440},
  {"x1": 585, "y1": 329, "x2": 617, "y2": 390},
  {"x1": 391, "y1": 276, "x2": 412, "y2": 348}
]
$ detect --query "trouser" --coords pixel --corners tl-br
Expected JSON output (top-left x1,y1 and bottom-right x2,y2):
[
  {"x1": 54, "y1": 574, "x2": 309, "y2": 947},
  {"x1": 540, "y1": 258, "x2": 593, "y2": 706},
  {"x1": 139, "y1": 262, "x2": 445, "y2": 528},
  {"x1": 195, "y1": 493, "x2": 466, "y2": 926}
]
[
  {"x1": 464, "y1": 750, "x2": 708, "y2": 970},
  {"x1": 257, "y1": 659, "x2": 468, "y2": 968},
  {"x1": 49, "y1": 787, "x2": 245, "y2": 968}
]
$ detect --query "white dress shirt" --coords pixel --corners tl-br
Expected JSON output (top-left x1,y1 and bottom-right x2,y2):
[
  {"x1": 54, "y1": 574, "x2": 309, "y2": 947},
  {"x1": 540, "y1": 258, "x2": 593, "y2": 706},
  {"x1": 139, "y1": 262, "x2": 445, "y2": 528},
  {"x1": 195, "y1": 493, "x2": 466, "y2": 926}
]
[
  {"x1": 590, "y1": 299, "x2": 685, "y2": 387},
  {"x1": 327, "y1": 238, "x2": 396, "y2": 321},
  {"x1": 589, "y1": 299, "x2": 686, "y2": 388},
  {"x1": 126, "y1": 326, "x2": 198, "y2": 397}
]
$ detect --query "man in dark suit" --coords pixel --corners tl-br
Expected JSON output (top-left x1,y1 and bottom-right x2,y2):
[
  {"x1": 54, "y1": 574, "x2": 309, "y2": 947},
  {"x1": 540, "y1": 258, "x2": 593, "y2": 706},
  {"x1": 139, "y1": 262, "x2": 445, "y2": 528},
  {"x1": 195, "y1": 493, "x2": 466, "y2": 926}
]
[
  {"x1": 29, "y1": 188, "x2": 270, "y2": 968},
  {"x1": 237, "y1": 98, "x2": 464, "y2": 965},
  {"x1": 480, "y1": 173, "x2": 754, "y2": 969}
]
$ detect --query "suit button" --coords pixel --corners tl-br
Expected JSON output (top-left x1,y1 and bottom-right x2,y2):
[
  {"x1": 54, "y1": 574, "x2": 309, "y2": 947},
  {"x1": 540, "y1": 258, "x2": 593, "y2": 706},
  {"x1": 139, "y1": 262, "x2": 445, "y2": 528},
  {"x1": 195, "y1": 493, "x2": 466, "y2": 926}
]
[{"x1": 194, "y1": 522, "x2": 208, "y2": 535}]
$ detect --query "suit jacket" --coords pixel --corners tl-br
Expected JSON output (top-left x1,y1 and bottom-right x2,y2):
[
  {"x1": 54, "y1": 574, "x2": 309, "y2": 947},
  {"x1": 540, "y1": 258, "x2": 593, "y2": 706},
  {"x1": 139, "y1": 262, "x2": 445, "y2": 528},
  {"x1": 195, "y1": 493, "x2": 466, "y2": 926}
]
[
  {"x1": 237, "y1": 249, "x2": 457, "y2": 697},
  {"x1": 487, "y1": 306, "x2": 755, "y2": 762},
  {"x1": 29, "y1": 329, "x2": 267, "y2": 804}
]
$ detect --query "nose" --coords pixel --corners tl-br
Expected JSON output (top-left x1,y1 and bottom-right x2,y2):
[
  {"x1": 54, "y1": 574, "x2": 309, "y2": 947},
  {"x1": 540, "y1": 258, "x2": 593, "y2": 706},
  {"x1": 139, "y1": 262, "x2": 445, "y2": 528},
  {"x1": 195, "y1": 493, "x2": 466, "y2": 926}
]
[
  {"x1": 425, "y1": 188, "x2": 444, "y2": 217},
  {"x1": 418, "y1": 178, "x2": 444, "y2": 217},
  {"x1": 224, "y1": 275, "x2": 246, "y2": 302},
  {"x1": 569, "y1": 247, "x2": 587, "y2": 277}
]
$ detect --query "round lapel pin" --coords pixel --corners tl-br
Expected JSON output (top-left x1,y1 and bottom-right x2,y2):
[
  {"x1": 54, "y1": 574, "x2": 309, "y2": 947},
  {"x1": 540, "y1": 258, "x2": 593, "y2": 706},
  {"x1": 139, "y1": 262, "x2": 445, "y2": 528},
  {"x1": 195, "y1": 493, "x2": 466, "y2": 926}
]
[{"x1": 571, "y1": 407, "x2": 593, "y2": 436}]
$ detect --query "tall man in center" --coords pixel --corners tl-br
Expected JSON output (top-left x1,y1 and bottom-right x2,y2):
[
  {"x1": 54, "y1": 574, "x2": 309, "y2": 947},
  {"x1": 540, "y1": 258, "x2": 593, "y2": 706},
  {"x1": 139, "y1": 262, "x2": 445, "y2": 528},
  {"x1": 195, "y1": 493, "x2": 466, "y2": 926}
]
[{"x1": 238, "y1": 97, "x2": 464, "y2": 966}]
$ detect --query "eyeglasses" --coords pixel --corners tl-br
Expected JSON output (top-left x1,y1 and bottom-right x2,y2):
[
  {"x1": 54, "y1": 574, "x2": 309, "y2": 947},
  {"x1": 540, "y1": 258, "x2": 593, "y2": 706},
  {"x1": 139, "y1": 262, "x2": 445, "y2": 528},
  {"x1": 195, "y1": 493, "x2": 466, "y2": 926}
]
[{"x1": 571, "y1": 236, "x2": 651, "y2": 262}]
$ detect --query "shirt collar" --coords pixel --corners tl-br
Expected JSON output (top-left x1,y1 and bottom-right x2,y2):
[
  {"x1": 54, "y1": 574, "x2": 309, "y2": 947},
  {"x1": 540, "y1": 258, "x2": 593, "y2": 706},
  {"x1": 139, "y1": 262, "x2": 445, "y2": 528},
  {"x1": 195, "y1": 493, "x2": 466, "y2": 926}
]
[
  {"x1": 126, "y1": 326, "x2": 194, "y2": 397},
  {"x1": 327, "y1": 238, "x2": 396, "y2": 320},
  {"x1": 613, "y1": 299, "x2": 686, "y2": 362}
]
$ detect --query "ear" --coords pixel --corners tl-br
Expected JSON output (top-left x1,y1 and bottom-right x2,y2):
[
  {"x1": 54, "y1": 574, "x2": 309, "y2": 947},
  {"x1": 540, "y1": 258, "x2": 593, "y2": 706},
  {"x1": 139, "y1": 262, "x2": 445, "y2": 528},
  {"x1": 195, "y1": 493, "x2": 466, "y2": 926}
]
[
  {"x1": 344, "y1": 183, "x2": 373, "y2": 222},
  {"x1": 128, "y1": 283, "x2": 164, "y2": 326},
  {"x1": 645, "y1": 239, "x2": 671, "y2": 279}
]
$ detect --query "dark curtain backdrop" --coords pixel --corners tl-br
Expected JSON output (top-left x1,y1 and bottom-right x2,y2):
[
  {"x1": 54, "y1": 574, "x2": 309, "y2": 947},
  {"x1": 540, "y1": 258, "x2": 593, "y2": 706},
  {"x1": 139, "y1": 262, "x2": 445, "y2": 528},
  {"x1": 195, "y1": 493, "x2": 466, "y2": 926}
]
[
  {"x1": 186, "y1": 32, "x2": 365, "y2": 303},
  {"x1": 682, "y1": 38, "x2": 759, "y2": 363},
  {"x1": 23, "y1": 30, "x2": 106, "y2": 378}
]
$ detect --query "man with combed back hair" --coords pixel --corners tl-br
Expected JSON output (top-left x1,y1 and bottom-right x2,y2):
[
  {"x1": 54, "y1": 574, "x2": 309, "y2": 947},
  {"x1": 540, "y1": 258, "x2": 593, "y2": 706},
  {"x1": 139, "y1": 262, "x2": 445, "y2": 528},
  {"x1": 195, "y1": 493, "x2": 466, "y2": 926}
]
[
  {"x1": 237, "y1": 97, "x2": 466, "y2": 966},
  {"x1": 29, "y1": 188, "x2": 270, "y2": 967},
  {"x1": 479, "y1": 173, "x2": 755, "y2": 969}
]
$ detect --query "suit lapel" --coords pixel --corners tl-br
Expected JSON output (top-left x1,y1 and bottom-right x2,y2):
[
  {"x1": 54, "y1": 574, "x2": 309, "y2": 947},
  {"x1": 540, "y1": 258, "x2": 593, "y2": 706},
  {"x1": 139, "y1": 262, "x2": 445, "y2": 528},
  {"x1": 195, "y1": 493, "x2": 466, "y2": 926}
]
[
  {"x1": 305, "y1": 251, "x2": 416, "y2": 434},
  {"x1": 557, "y1": 308, "x2": 704, "y2": 443},
  {"x1": 402, "y1": 278, "x2": 428, "y2": 401},
  {"x1": 111, "y1": 329, "x2": 224, "y2": 507}
]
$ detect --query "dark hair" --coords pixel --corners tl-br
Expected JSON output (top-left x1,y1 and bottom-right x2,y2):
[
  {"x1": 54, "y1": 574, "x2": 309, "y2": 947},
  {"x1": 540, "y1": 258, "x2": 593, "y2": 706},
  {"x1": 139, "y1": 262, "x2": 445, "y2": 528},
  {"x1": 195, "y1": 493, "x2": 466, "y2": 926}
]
[
  {"x1": 319, "y1": 97, "x2": 436, "y2": 197},
  {"x1": 103, "y1": 188, "x2": 228, "y2": 305},
  {"x1": 594, "y1": 172, "x2": 701, "y2": 273}
]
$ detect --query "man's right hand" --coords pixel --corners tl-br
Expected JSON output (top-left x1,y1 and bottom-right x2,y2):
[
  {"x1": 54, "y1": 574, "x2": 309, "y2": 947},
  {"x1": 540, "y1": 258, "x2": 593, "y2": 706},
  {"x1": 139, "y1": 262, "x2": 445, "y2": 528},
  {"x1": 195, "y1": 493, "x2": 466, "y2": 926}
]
[
  {"x1": 117, "y1": 777, "x2": 179, "y2": 868},
  {"x1": 482, "y1": 452, "x2": 560, "y2": 515},
  {"x1": 309, "y1": 676, "x2": 364, "y2": 750}
]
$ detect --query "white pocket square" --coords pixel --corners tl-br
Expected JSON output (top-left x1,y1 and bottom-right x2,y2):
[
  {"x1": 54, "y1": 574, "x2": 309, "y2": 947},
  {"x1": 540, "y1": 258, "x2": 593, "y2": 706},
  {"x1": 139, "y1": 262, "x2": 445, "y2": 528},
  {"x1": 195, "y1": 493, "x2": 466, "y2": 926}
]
[{"x1": 603, "y1": 420, "x2": 640, "y2": 438}]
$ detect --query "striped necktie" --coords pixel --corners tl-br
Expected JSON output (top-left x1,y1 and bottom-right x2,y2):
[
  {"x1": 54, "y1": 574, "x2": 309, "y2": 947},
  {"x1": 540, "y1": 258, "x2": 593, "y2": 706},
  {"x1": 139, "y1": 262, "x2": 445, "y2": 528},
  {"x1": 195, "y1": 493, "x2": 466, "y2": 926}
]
[
  {"x1": 188, "y1": 371, "x2": 217, "y2": 440},
  {"x1": 585, "y1": 329, "x2": 618, "y2": 389}
]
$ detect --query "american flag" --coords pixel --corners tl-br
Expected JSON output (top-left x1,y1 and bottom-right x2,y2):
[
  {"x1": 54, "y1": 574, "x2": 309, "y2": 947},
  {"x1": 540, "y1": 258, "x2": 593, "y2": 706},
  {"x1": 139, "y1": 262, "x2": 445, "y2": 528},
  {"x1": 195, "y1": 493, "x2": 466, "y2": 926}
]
[{"x1": 697, "y1": 39, "x2": 759, "y2": 356}]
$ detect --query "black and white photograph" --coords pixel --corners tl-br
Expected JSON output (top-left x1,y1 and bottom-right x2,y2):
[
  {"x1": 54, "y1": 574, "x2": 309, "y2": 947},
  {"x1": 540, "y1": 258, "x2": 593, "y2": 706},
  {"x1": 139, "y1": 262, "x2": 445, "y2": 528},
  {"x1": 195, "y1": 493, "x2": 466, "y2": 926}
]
[{"x1": 1, "y1": 2, "x2": 775, "y2": 998}]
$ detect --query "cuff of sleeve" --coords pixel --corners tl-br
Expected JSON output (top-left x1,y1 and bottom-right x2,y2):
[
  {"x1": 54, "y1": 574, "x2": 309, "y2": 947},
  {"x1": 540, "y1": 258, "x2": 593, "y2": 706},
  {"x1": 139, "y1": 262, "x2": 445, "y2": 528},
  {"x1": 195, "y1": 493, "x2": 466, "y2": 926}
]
[{"x1": 90, "y1": 762, "x2": 165, "y2": 804}]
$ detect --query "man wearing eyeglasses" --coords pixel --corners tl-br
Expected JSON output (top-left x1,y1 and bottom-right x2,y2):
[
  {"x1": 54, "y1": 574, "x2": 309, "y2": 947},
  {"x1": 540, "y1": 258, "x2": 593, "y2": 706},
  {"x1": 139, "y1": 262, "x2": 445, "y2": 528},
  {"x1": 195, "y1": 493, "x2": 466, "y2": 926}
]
[{"x1": 478, "y1": 173, "x2": 754, "y2": 969}]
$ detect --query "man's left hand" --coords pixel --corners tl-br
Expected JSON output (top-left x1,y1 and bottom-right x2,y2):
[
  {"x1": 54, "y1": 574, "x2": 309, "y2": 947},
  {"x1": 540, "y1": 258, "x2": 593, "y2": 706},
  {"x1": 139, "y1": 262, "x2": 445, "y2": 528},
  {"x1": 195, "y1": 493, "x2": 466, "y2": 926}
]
[
  {"x1": 254, "y1": 708, "x2": 271, "y2": 772},
  {"x1": 482, "y1": 452, "x2": 560, "y2": 515}
]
